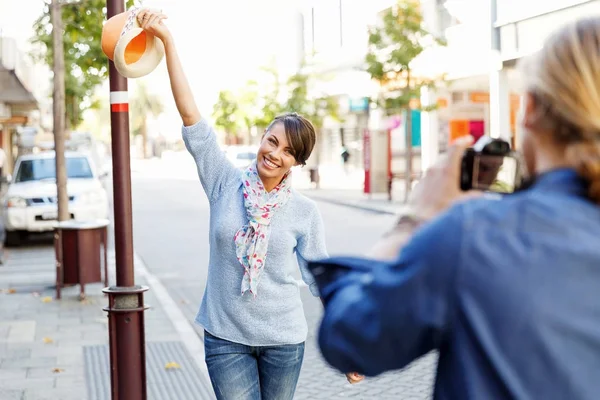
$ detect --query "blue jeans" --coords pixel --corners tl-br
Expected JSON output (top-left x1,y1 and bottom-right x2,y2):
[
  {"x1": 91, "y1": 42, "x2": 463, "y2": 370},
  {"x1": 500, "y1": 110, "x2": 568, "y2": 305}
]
[{"x1": 203, "y1": 330, "x2": 305, "y2": 400}]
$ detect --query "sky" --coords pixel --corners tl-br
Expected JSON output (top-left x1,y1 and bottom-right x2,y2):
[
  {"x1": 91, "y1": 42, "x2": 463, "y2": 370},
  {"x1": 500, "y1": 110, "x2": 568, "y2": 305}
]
[
  {"x1": 0, "y1": 0, "x2": 306, "y2": 134},
  {"x1": 0, "y1": 0, "x2": 416, "y2": 138}
]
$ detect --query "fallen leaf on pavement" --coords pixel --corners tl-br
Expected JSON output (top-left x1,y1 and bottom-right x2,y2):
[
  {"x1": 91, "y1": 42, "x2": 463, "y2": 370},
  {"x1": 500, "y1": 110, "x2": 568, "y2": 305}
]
[
  {"x1": 42, "y1": 337, "x2": 54, "y2": 344},
  {"x1": 179, "y1": 299, "x2": 189, "y2": 304},
  {"x1": 164, "y1": 362, "x2": 181, "y2": 370},
  {"x1": 52, "y1": 368, "x2": 64, "y2": 374},
  {"x1": 41, "y1": 296, "x2": 53, "y2": 303},
  {"x1": 8, "y1": 288, "x2": 16, "y2": 294}
]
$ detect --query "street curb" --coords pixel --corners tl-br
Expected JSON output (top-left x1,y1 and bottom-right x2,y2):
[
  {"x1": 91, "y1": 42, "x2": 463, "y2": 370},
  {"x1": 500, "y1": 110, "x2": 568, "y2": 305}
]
[
  {"x1": 302, "y1": 193, "x2": 400, "y2": 216},
  {"x1": 133, "y1": 253, "x2": 214, "y2": 399}
]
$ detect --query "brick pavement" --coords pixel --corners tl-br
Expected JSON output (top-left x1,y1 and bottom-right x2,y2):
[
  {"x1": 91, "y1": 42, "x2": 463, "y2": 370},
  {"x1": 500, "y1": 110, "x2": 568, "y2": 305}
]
[
  {"x1": 295, "y1": 291, "x2": 437, "y2": 400},
  {"x1": 0, "y1": 242, "x2": 212, "y2": 400},
  {"x1": 0, "y1": 245, "x2": 438, "y2": 400},
  {"x1": 129, "y1": 160, "x2": 438, "y2": 399}
]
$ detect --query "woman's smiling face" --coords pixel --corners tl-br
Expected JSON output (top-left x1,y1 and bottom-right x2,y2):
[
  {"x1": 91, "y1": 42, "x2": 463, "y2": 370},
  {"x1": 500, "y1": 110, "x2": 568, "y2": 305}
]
[{"x1": 256, "y1": 122, "x2": 298, "y2": 185}]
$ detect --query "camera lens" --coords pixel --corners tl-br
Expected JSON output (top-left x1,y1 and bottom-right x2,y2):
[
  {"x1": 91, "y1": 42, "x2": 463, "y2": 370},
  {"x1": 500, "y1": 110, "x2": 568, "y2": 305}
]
[{"x1": 484, "y1": 140, "x2": 509, "y2": 155}]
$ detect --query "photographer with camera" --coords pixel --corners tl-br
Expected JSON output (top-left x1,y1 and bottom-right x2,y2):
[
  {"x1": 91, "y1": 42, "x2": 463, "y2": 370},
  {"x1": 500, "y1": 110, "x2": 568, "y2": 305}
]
[{"x1": 308, "y1": 17, "x2": 600, "y2": 399}]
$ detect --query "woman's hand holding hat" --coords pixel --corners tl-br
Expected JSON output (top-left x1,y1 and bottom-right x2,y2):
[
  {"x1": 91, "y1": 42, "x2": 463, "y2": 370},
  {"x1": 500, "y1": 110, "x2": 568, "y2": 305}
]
[{"x1": 137, "y1": 9, "x2": 170, "y2": 44}]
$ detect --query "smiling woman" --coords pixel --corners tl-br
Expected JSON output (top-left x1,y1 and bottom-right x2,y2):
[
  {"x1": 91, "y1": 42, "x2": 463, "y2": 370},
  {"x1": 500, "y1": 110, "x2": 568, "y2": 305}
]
[
  {"x1": 135, "y1": 6, "x2": 364, "y2": 398},
  {"x1": 256, "y1": 113, "x2": 316, "y2": 192}
]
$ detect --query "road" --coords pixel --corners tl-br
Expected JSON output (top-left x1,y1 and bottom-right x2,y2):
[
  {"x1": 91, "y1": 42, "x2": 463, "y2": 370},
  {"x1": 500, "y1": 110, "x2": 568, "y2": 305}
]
[{"x1": 129, "y1": 154, "x2": 437, "y2": 400}]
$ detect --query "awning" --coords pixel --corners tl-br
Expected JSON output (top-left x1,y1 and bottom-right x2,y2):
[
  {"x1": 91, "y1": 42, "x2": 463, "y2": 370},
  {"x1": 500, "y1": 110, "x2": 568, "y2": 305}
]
[{"x1": 0, "y1": 68, "x2": 38, "y2": 111}]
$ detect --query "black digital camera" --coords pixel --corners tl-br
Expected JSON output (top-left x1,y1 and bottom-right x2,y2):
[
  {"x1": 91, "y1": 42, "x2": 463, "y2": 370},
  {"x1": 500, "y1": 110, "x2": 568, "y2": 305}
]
[{"x1": 460, "y1": 136, "x2": 522, "y2": 194}]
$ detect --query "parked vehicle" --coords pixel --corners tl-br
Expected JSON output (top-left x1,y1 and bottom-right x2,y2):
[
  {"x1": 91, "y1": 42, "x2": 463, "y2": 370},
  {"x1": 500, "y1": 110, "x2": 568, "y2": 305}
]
[
  {"x1": 2, "y1": 151, "x2": 109, "y2": 245},
  {"x1": 225, "y1": 146, "x2": 257, "y2": 170}
]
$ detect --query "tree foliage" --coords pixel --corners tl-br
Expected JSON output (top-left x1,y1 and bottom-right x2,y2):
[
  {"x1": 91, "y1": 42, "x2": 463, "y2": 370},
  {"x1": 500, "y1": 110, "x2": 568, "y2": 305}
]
[
  {"x1": 254, "y1": 66, "x2": 284, "y2": 129},
  {"x1": 130, "y1": 80, "x2": 163, "y2": 136},
  {"x1": 31, "y1": 0, "x2": 135, "y2": 128},
  {"x1": 284, "y1": 71, "x2": 339, "y2": 129},
  {"x1": 212, "y1": 90, "x2": 240, "y2": 135},
  {"x1": 365, "y1": 0, "x2": 445, "y2": 114},
  {"x1": 211, "y1": 66, "x2": 338, "y2": 140}
]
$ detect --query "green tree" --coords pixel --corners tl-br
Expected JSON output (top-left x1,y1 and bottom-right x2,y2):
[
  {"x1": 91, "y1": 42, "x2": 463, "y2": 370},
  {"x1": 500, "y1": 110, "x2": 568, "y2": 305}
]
[
  {"x1": 365, "y1": 0, "x2": 444, "y2": 113},
  {"x1": 31, "y1": 0, "x2": 135, "y2": 129},
  {"x1": 212, "y1": 90, "x2": 240, "y2": 142},
  {"x1": 284, "y1": 70, "x2": 339, "y2": 175},
  {"x1": 284, "y1": 71, "x2": 339, "y2": 129},
  {"x1": 237, "y1": 81, "x2": 259, "y2": 130},
  {"x1": 130, "y1": 81, "x2": 164, "y2": 159},
  {"x1": 365, "y1": 0, "x2": 445, "y2": 201},
  {"x1": 254, "y1": 65, "x2": 284, "y2": 129}
]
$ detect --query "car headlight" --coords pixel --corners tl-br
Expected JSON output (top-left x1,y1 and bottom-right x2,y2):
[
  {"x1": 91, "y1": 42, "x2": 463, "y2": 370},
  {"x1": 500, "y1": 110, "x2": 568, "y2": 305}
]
[
  {"x1": 6, "y1": 197, "x2": 27, "y2": 208},
  {"x1": 78, "y1": 191, "x2": 104, "y2": 205}
]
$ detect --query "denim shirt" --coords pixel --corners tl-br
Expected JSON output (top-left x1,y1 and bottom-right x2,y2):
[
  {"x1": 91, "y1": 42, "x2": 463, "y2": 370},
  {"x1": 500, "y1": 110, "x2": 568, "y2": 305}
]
[{"x1": 310, "y1": 169, "x2": 600, "y2": 400}]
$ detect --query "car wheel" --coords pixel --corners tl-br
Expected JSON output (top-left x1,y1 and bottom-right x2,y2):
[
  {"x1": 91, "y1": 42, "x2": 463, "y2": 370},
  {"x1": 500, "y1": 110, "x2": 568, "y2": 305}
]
[{"x1": 5, "y1": 231, "x2": 24, "y2": 247}]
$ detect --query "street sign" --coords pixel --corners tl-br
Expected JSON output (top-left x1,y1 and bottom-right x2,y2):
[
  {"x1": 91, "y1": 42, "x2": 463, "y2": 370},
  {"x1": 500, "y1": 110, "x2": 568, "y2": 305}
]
[{"x1": 349, "y1": 97, "x2": 369, "y2": 113}]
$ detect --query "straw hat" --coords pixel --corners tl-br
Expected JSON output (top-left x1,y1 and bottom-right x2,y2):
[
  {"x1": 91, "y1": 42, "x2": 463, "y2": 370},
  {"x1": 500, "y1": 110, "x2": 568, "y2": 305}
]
[{"x1": 101, "y1": 7, "x2": 165, "y2": 79}]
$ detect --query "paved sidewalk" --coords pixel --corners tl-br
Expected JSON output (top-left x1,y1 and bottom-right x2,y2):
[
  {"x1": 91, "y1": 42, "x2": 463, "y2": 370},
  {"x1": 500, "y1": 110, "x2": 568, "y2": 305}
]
[
  {"x1": 292, "y1": 163, "x2": 410, "y2": 215},
  {"x1": 0, "y1": 240, "x2": 438, "y2": 400},
  {"x1": 299, "y1": 188, "x2": 406, "y2": 215},
  {"x1": 0, "y1": 242, "x2": 213, "y2": 400}
]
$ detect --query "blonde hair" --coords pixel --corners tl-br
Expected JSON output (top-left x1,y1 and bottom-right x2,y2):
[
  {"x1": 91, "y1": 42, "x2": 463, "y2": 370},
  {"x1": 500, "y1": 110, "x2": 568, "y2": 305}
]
[{"x1": 520, "y1": 17, "x2": 600, "y2": 203}]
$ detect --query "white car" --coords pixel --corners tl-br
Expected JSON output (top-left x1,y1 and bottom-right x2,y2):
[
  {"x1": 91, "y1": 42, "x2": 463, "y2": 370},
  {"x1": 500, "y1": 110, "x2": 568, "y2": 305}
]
[
  {"x1": 225, "y1": 146, "x2": 257, "y2": 170},
  {"x1": 3, "y1": 151, "x2": 109, "y2": 245}
]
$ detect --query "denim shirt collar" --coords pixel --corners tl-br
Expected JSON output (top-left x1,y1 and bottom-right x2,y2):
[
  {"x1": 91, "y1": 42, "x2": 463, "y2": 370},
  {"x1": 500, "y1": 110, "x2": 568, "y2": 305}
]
[{"x1": 531, "y1": 168, "x2": 586, "y2": 196}]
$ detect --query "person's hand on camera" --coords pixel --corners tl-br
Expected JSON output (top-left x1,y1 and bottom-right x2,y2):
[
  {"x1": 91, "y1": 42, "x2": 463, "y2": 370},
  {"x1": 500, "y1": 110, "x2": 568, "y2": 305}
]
[
  {"x1": 137, "y1": 8, "x2": 170, "y2": 43},
  {"x1": 408, "y1": 135, "x2": 482, "y2": 222},
  {"x1": 346, "y1": 372, "x2": 364, "y2": 384}
]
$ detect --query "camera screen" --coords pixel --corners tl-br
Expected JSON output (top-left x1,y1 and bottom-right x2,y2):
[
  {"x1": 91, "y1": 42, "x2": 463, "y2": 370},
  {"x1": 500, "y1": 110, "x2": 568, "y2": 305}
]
[{"x1": 472, "y1": 155, "x2": 518, "y2": 193}]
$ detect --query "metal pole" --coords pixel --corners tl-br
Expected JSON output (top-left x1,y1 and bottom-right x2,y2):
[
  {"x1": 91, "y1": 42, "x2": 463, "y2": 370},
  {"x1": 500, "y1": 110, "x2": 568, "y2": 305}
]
[
  {"x1": 103, "y1": 1, "x2": 149, "y2": 400},
  {"x1": 311, "y1": 7, "x2": 315, "y2": 54},
  {"x1": 339, "y1": 0, "x2": 343, "y2": 47},
  {"x1": 490, "y1": 0, "x2": 499, "y2": 51},
  {"x1": 404, "y1": 108, "x2": 413, "y2": 203}
]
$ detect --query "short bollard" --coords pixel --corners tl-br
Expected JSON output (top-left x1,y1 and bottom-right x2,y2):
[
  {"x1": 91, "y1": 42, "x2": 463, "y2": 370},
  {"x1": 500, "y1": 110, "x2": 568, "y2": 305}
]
[{"x1": 103, "y1": 285, "x2": 150, "y2": 400}]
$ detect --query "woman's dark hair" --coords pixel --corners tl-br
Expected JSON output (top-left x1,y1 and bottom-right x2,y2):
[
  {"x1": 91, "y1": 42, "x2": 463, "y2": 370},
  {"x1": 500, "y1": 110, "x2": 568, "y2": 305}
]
[{"x1": 265, "y1": 112, "x2": 316, "y2": 166}]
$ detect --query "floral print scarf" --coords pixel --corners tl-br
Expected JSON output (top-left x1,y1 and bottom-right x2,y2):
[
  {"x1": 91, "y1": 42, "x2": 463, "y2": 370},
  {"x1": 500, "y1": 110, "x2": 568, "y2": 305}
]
[{"x1": 234, "y1": 161, "x2": 293, "y2": 297}]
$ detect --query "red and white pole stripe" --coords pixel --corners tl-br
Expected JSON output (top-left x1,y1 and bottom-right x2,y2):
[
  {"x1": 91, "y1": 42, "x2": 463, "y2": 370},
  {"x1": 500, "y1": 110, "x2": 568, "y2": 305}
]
[{"x1": 110, "y1": 91, "x2": 129, "y2": 113}]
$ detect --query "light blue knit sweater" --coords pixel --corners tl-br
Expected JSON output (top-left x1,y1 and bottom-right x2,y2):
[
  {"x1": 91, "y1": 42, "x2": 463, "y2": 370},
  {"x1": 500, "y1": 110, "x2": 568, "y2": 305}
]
[{"x1": 183, "y1": 118, "x2": 327, "y2": 346}]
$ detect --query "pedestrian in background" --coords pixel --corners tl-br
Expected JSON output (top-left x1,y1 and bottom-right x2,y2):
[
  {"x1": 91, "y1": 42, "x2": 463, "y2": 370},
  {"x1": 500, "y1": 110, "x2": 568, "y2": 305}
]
[
  {"x1": 305, "y1": 148, "x2": 320, "y2": 189},
  {"x1": 0, "y1": 146, "x2": 6, "y2": 191},
  {"x1": 340, "y1": 144, "x2": 350, "y2": 174},
  {"x1": 137, "y1": 9, "x2": 362, "y2": 400},
  {"x1": 309, "y1": 17, "x2": 600, "y2": 400}
]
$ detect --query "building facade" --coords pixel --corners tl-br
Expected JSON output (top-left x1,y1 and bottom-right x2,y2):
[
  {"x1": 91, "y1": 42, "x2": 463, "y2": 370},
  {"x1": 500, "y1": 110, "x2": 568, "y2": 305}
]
[
  {"x1": 299, "y1": 0, "x2": 455, "y2": 193},
  {"x1": 0, "y1": 35, "x2": 39, "y2": 174},
  {"x1": 491, "y1": 0, "x2": 600, "y2": 147},
  {"x1": 296, "y1": 1, "x2": 600, "y2": 193}
]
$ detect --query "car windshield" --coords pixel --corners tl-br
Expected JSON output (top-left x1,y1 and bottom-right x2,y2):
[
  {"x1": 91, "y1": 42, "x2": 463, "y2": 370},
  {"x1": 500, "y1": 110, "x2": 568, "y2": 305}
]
[
  {"x1": 236, "y1": 152, "x2": 256, "y2": 160},
  {"x1": 15, "y1": 157, "x2": 94, "y2": 183}
]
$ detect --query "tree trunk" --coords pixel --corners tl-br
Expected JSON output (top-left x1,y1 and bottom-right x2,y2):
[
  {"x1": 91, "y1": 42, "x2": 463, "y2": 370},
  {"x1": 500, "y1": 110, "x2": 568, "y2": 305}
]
[{"x1": 52, "y1": 0, "x2": 69, "y2": 221}]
